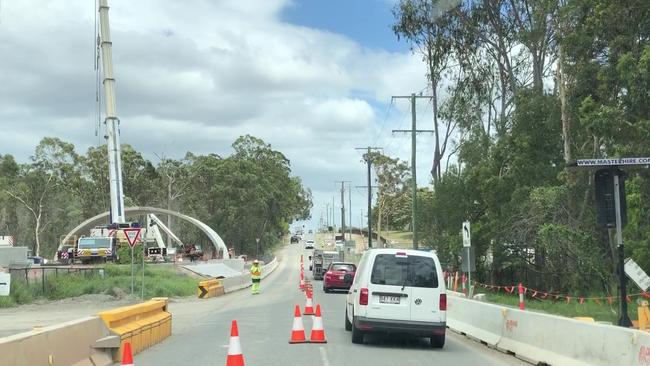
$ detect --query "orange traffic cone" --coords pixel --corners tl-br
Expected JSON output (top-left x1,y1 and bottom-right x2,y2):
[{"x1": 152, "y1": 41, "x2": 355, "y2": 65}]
[
  {"x1": 309, "y1": 304, "x2": 327, "y2": 343},
  {"x1": 304, "y1": 293, "x2": 315, "y2": 315},
  {"x1": 226, "y1": 320, "x2": 245, "y2": 366},
  {"x1": 121, "y1": 341, "x2": 134, "y2": 366},
  {"x1": 289, "y1": 305, "x2": 307, "y2": 344}
]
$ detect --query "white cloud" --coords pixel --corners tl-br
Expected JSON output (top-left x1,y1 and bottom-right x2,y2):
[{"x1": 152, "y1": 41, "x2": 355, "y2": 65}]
[{"x1": 0, "y1": 0, "x2": 433, "y2": 228}]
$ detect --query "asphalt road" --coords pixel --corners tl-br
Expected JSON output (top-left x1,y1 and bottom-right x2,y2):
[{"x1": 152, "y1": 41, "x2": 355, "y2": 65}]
[{"x1": 135, "y1": 243, "x2": 527, "y2": 366}]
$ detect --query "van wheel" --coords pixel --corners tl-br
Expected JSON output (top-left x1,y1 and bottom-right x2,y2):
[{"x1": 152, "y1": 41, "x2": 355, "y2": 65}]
[
  {"x1": 345, "y1": 308, "x2": 352, "y2": 331},
  {"x1": 351, "y1": 317, "x2": 364, "y2": 344},
  {"x1": 430, "y1": 334, "x2": 445, "y2": 348}
]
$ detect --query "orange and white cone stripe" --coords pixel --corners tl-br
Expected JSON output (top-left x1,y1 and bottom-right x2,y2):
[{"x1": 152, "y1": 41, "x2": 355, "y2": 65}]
[
  {"x1": 289, "y1": 305, "x2": 307, "y2": 344},
  {"x1": 309, "y1": 304, "x2": 327, "y2": 343},
  {"x1": 304, "y1": 295, "x2": 315, "y2": 315},
  {"x1": 121, "y1": 341, "x2": 134, "y2": 366},
  {"x1": 226, "y1": 320, "x2": 245, "y2": 366}
]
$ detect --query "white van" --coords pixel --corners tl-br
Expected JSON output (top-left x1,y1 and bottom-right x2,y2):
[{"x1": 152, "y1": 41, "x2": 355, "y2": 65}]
[{"x1": 345, "y1": 248, "x2": 446, "y2": 347}]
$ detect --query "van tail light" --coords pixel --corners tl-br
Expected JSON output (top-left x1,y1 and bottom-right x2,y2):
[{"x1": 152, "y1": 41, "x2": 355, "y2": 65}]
[
  {"x1": 439, "y1": 294, "x2": 447, "y2": 311},
  {"x1": 360, "y1": 288, "x2": 369, "y2": 305},
  {"x1": 326, "y1": 271, "x2": 332, "y2": 276}
]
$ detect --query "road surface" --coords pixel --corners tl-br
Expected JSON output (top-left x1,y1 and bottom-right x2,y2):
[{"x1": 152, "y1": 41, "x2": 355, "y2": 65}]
[{"x1": 135, "y1": 243, "x2": 527, "y2": 365}]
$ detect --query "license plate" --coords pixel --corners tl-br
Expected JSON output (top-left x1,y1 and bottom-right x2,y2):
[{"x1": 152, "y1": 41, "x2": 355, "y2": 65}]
[
  {"x1": 379, "y1": 295, "x2": 400, "y2": 304},
  {"x1": 339, "y1": 275, "x2": 345, "y2": 280}
]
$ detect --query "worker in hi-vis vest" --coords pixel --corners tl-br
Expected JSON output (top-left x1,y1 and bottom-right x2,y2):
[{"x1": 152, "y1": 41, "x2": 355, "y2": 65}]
[{"x1": 250, "y1": 259, "x2": 262, "y2": 294}]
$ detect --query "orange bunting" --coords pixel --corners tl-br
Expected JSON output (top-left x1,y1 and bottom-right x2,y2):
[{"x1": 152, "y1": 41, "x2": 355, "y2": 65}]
[
  {"x1": 594, "y1": 298, "x2": 601, "y2": 305},
  {"x1": 579, "y1": 297, "x2": 585, "y2": 304},
  {"x1": 607, "y1": 296, "x2": 614, "y2": 304},
  {"x1": 566, "y1": 296, "x2": 572, "y2": 304},
  {"x1": 531, "y1": 290, "x2": 538, "y2": 298},
  {"x1": 627, "y1": 296, "x2": 633, "y2": 304}
]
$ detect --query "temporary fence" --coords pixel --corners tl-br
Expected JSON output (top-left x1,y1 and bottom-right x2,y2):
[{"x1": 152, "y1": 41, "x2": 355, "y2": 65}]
[{"x1": 8, "y1": 266, "x2": 105, "y2": 296}]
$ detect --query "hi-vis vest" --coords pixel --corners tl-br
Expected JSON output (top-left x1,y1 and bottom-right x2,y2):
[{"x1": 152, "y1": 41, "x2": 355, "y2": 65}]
[{"x1": 251, "y1": 265, "x2": 261, "y2": 279}]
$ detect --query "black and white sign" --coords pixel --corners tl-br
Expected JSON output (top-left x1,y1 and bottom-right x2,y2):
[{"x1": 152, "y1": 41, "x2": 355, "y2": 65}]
[
  {"x1": 0, "y1": 273, "x2": 10, "y2": 296},
  {"x1": 577, "y1": 158, "x2": 650, "y2": 167},
  {"x1": 624, "y1": 258, "x2": 650, "y2": 291},
  {"x1": 462, "y1": 221, "x2": 471, "y2": 247}
]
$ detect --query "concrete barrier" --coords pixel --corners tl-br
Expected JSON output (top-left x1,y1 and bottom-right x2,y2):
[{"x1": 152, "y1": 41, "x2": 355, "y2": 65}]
[
  {"x1": 0, "y1": 316, "x2": 113, "y2": 366},
  {"x1": 448, "y1": 295, "x2": 650, "y2": 365},
  {"x1": 223, "y1": 257, "x2": 278, "y2": 293},
  {"x1": 97, "y1": 297, "x2": 172, "y2": 363},
  {"x1": 197, "y1": 278, "x2": 224, "y2": 298}
]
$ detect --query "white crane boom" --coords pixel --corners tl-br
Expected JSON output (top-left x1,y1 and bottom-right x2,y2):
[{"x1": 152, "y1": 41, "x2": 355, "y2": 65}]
[
  {"x1": 99, "y1": 0, "x2": 125, "y2": 224},
  {"x1": 148, "y1": 214, "x2": 185, "y2": 247}
]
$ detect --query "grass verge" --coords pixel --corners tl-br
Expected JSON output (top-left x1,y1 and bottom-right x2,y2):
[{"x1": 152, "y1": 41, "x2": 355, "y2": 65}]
[
  {"x1": 476, "y1": 291, "x2": 637, "y2": 324},
  {"x1": 0, "y1": 264, "x2": 198, "y2": 308}
]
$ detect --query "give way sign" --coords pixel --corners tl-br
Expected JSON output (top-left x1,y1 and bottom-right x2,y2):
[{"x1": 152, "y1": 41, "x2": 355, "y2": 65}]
[{"x1": 122, "y1": 228, "x2": 142, "y2": 248}]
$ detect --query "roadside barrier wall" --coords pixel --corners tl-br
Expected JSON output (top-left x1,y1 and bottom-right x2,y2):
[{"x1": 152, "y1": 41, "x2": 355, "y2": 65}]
[
  {"x1": 97, "y1": 297, "x2": 171, "y2": 363},
  {"x1": 197, "y1": 278, "x2": 224, "y2": 298},
  {"x1": 223, "y1": 257, "x2": 278, "y2": 293},
  {"x1": 0, "y1": 316, "x2": 113, "y2": 366},
  {"x1": 447, "y1": 294, "x2": 650, "y2": 365}
]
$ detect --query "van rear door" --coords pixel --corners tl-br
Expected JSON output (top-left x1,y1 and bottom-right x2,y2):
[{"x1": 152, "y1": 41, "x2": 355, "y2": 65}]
[
  {"x1": 366, "y1": 253, "x2": 411, "y2": 321},
  {"x1": 407, "y1": 254, "x2": 443, "y2": 322}
]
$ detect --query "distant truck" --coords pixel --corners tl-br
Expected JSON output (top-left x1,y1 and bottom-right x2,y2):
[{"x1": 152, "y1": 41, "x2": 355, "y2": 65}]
[
  {"x1": 311, "y1": 249, "x2": 341, "y2": 280},
  {"x1": 75, "y1": 236, "x2": 118, "y2": 264}
]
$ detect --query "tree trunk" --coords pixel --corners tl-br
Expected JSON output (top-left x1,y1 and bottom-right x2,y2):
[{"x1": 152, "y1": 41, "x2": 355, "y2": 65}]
[
  {"x1": 167, "y1": 180, "x2": 173, "y2": 247},
  {"x1": 559, "y1": 48, "x2": 571, "y2": 165},
  {"x1": 34, "y1": 213, "x2": 41, "y2": 257}
]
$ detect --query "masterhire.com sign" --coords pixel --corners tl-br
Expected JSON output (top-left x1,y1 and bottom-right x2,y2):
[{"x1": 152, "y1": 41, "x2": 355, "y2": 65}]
[{"x1": 576, "y1": 157, "x2": 650, "y2": 166}]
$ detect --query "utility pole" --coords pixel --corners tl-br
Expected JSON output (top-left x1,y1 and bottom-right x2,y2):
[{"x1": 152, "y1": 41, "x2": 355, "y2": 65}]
[
  {"x1": 332, "y1": 196, "x2": 336, "y2": 232},
  {"x1": 335, "y1": 181, "x2": 351, "y2": 239},
  {"x1": 348, "y1": 182, "x2": 352, "y2": 241},
  {"x1": 325, "y1": 204, "x2": 330, "y2": 227},
  {"x1": 355, "y1": 147, "x2": 382, "y2": 248},
  {"x1": 392, "y1": 93, "x2": 434, "y2": 250}
]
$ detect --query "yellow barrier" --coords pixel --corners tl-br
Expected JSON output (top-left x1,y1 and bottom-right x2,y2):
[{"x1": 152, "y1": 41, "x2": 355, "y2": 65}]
[
  {"x1": 198, "y1": 279, "x2": 224, "y2": 299},
  {"x1": 98, "y1": 297, "x2": 172, "y2": 362}
]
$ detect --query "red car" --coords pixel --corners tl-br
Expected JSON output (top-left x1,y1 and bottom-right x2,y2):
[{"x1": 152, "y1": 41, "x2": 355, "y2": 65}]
[{"x1": 323, "y1": 262, "x2": 356, "y2": 293}]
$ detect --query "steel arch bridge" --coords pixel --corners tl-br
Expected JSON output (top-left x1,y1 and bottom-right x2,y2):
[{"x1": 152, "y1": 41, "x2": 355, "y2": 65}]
[{"x1": 56, "y1": 206, "x2": 227, "y2": 258}]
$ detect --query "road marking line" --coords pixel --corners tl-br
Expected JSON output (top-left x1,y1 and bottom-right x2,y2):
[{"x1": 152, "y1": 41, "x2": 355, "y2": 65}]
[{"x1": 319, "y1": 346, "x2": 330, "y2": 366}]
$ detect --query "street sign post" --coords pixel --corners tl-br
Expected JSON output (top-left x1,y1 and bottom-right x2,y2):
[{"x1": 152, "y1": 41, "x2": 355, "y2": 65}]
[
  {"x1": 122, "y1": 228, "x2": 141, "y2": 296},
  {"x1": 624, "y1": 258, "x2": 650, "y2": 292},
  {"x1": 571, "y1": 157, "x2": 650, "y2": 327},
  {"x1": 462, "y1": 221, "x2": 471, "y2": 247},
  {"x1": 461, "y1": 221, "x2": 473, "y2": 296},
  {"x1": 0, "y1": 273, "x2": 10, "y2": 296}
]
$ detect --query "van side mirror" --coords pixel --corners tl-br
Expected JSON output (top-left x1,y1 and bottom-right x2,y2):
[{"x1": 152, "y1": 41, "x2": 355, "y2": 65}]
[
  {"x1": 344, "y1": 274, "x2": 353, "y2": 283},
  {"x1": 308, "y1": 256, "x2": 312, "y2": 260},
  {"x1": 309, "y1": 265, "x2": 313, "y2": 271}
]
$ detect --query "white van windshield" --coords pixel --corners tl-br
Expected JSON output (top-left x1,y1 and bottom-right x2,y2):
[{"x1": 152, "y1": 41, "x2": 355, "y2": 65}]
[{"x1": 370, "y1": 254, "x2": 438, "y2": 288}]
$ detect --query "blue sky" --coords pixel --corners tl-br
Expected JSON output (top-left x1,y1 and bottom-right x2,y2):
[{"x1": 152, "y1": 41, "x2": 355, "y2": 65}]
[{"x1": 282, "y1": 0, "x2": 410, "y2": 53}]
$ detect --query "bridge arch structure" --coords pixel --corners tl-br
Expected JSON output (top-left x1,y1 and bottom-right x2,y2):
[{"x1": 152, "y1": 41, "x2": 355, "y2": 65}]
[{"x1": 56, "y1": 206, "x2": 227, "y2": 257}]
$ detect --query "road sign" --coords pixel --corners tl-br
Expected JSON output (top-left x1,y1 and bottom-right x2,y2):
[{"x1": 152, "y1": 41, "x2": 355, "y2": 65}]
[
  {"x1": 0, "y1": 273, "x2": 9, "y2": 296},
  {"x1": 462, "y1": 221, "x2": 471, "y2": 247},
  {"x1": 625, "y1": 258, "x2": 650, "y2": 291},
  {"x1": 576, "y1": 157, "x2": 650, "y2": 167},
  {"x1": 123, "y1": 228, "x2": 141, "y2": 248},
  {"x1": 461, "y1": 246, "x2": 475, "y2": 272}
]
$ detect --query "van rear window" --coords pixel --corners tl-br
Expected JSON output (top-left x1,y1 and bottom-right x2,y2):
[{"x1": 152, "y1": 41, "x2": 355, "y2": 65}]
[{"x1": 370, "y1": 254, "x2": 438, "y2": 288}]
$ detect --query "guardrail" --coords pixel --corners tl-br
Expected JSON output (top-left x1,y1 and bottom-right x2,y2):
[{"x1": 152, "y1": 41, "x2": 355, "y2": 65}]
[
  {"x1": 0, "y1": 316, "x2": 113, "y2": 366},
  {"x1": 197, "y1": 279, "x2": 224, "y2": 298},
  {"x1": 97, "y1": 297, "x2": 171, "y2": 363},
  {"x1": 447, "y1": 294, "x2": 650, "y2": 365},
  {"x1": 222, "y1": 257, "x2": 278, "y2": 293}
]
